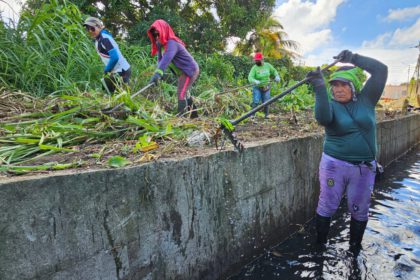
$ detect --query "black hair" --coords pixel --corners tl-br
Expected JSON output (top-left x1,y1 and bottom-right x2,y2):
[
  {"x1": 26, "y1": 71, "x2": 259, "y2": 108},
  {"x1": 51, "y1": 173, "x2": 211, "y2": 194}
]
[{"x1": 150, "y1": 28, "x2": 159, "y2": 38}]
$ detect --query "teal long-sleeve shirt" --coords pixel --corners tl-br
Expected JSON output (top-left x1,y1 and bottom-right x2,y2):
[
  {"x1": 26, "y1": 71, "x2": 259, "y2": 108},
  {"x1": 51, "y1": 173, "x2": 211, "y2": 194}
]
[{"x1": 314, "y1": 54, "x2": 388, "y2": 162}]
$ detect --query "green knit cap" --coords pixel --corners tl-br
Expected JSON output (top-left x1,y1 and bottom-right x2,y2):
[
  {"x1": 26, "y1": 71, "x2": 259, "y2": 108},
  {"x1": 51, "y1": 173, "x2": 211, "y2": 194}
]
[{"x1": 329, "y1": 67, "x2": 363, "y2": 93}]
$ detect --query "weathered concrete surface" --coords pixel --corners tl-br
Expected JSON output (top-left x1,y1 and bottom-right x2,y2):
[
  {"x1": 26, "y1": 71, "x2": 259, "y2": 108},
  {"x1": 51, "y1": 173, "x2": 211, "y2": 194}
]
[
  {"x1": 0, "y1": 114, "x2": 419, "y2": 280},
  {"x1": 376, "y1": 114, "x2": 420, "y2": 166}
]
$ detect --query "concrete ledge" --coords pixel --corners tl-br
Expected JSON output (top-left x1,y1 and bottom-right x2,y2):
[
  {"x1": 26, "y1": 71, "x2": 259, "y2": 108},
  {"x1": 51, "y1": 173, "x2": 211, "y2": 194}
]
[
  {"x1": 0, "y1": 113, "x2": 418, "y2": 280},
  {"x1": 376, "y1": 114, "x2": 420, "y2": 166}
]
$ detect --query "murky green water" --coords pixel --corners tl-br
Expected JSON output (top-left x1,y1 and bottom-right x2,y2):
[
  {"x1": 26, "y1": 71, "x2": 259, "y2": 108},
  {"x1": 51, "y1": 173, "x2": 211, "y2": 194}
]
[{"x1": 229, "y1": 148, "x2": 419, "y2": 280}]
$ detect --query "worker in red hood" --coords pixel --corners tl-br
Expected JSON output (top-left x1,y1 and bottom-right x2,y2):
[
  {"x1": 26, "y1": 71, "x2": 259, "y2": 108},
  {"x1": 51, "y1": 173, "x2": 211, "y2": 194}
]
[{"x1": 147, "y1": 19, "x2": 199, "y2": 118}]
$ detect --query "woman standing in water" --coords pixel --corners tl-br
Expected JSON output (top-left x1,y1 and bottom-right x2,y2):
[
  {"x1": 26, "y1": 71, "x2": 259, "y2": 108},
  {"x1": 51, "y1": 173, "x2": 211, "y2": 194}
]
[{"x1": 306, "y1": 50, "x2": 388, "y2": 251}]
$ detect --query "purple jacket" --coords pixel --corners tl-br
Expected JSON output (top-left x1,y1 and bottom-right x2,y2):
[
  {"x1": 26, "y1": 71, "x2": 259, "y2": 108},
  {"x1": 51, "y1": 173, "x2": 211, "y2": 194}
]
[{"x1": 157, "y1": 40, "x2": 199, "y2": 77}]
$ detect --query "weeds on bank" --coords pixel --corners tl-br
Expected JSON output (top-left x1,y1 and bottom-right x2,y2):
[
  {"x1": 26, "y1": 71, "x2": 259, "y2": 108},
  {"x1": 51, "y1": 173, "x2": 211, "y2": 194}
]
[{"x1": 0, "y1": 0, "x2": 316, "y2": 174}]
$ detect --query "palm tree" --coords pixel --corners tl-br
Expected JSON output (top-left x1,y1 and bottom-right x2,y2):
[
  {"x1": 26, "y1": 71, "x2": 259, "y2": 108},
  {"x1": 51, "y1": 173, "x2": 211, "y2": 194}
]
[{"x1": 233, "y1": 17, "x2": 299, "y2": 59}]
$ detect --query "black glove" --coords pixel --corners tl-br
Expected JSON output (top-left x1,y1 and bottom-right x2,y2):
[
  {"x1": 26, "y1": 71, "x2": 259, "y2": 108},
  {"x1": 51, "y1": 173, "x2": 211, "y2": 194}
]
[
  {"x1": 149, "y1": 72, "x2": 162, "y2": 85},
  {"x1": 305, "y1": 67, "x2": 324, "y2": 88},
  {"x1": 333, "y1": 50, "x2": 354, "y2": 63}
]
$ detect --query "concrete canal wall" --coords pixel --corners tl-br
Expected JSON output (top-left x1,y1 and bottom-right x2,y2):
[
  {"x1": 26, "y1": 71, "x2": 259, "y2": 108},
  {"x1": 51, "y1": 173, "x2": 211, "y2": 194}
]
[{"x1": 0, "y1": 114, "x2": 418, "y2": 280}]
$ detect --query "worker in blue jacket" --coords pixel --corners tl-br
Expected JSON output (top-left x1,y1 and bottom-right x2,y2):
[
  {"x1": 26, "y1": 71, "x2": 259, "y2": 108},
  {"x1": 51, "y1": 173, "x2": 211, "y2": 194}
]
[{"x1": 83, "y1": 17, "x2": 131, "y2": 94}]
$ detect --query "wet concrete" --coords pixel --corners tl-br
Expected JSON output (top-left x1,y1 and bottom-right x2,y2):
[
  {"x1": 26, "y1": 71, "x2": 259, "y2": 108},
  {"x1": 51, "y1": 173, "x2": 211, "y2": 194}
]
[{"x1": 228, "y1": 147, "x2": 420, "y2": 280}]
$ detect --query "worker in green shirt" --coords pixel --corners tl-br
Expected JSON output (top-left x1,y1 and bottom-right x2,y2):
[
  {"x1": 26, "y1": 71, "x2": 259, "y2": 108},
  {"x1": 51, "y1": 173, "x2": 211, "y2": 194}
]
[
  {"x1": 306, "y1": 50, "x2": 388, "y2": 253},
  {"x1": 248, "y1": 52, "x2": 280, "y2": 119}
]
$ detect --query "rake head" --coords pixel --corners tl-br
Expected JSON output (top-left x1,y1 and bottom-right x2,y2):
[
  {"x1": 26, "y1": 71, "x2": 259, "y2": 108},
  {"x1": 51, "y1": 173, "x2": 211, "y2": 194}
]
[{"x1": 214, "y1": 118, "x2": 244, "y2": 152}]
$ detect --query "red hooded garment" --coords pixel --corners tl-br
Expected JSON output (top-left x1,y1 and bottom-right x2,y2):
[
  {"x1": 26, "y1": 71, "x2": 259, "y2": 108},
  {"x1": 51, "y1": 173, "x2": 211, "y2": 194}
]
[{"x1": 147, "y1": 19, "x2": 185, "y2": 56}]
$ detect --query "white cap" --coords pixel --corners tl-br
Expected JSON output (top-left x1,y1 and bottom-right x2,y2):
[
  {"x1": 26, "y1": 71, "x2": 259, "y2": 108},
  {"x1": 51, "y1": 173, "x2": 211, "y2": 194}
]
[{"x1": 83, "y1": 17, "x2": 103, "y2": 29}]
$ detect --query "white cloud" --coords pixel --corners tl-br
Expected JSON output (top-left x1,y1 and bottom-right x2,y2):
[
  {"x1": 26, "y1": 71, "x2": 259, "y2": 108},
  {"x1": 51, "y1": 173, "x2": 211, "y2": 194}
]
[
  {"x1": 0, "y1": 0, "x2": 23, "y2": 25},
  {"x1": 358, "y1": 16, "x2": 420, "y2": 85},
  {"x1": 362, "y1": 18, "x2": 420, "y2": 48},
  {"x1": 362, "y1": 33, "x2": 392, "y2": 49},
  {"x1": 225, "y1": 36, "x2": 241, "y2": 53},
  {"x1": 274, "y1": 1, "x2": 419, "y2": 85},
  {"x1": 273, "y1": 0, "x2": 346, "y2": 54},
  {"x1": 353, "y1": 48, "x2": 418, "y2": 85},
  {"x1": 386, "y1": 5, "x2": 420, "y2": 21},
  {"x1": 304, "y1": 47, "x2": 418, "y2": 85},
  {"x1": 389, "y1": 18, "x2": 420, "y2": 47}
]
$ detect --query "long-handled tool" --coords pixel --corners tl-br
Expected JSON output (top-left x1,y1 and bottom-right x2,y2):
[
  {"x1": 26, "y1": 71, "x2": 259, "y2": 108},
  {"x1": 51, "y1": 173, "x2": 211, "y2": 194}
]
[
  {"x1": 215, "y1": 60, "x2": 339, "y2": 152},
  {"x1": 215, "y1": 81, "x2": 279, "y2": 96},
  {"x1": 216, "y1": 83, "x2": 256, "y2": 95},
  {"x1": 101, "y1": 82, "x2": 155, "y2": 114}
]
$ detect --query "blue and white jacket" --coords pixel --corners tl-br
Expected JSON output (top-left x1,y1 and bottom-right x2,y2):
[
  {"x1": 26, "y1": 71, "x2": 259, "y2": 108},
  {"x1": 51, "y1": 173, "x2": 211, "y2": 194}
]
[{"x1": 95, "y1": 29, "x2": 130, "y2": 74}]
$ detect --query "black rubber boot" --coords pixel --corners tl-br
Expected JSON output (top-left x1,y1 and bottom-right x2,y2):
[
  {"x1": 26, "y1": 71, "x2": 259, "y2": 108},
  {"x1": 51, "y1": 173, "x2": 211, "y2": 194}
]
[
  {"x1": 247, "y1": 102, "x2": 257, "y2": 123},
  {"x1": 264, "y1": 105, "x2": 269, "y2": 119},
  {"x1": 187, "y1": 98, "x2": 198, "y2": 119},
  {"x1": 177, "y1": 100, "x2": 187, "y2": 116},
  {"x1": 349, "y1": 218, "x2": 367, "y2": 253},
  {"x1": 316, "y1": 214, "x2": 331, "y2": 245},
  {"x1": 102, "y1": 75, "x2": 117, "y2": 94}
]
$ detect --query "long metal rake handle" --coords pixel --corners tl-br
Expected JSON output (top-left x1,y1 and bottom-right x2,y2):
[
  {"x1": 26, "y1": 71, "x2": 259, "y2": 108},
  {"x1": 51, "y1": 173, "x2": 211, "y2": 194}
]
[
  {"x1": 220, "y1": 60, "x2": 339, "y2": 152},
  {"x1": 231, "y1": 60, "x2": 339, "y2": 126}
]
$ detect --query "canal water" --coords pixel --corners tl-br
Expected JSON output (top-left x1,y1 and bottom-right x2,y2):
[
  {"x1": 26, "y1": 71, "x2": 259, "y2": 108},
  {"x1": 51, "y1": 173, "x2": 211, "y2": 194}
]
[{"x1": 228, "y1": 148, "x2": 419, "y2": 280}]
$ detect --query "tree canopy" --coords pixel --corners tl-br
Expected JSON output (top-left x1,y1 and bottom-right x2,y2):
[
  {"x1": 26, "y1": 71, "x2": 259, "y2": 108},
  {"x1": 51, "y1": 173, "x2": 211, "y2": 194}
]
[
  {"x1": 234, "y1": 16, "x2": 299, "y2": 59},
  {"x1": 23, "y1": 0, "x2": 276, "y2": 53}
]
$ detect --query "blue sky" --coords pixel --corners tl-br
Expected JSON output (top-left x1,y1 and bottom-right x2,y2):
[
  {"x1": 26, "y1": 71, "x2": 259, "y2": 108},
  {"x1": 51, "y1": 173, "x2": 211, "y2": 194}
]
[
  {"x1": 274, "y1": 0, "x2": 420, "y2": 84},
  {"x1": 332, "y1": 0, "x2": 419, "y2": 46}
]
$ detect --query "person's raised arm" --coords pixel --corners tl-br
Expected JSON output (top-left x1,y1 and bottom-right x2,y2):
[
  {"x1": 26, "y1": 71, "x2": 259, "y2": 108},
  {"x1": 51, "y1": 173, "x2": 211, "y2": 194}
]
[
  {"x1": 334, "y1": 50, "x2": 388, "y2": 106},
  {"x1": 306, "y1": 67, "x2": 333, "y2": 126}
]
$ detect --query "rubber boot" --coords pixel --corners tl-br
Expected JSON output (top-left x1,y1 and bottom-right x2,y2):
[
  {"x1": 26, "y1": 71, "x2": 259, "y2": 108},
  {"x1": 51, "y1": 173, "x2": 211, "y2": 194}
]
[
  {"x1": 251, "y1": 102, "x2": 258, "y2": 123},
  {"x1": 316, "y1": 214, "x2": 331, "y2": 246},
  {"x1": 264, "y1": 105, "x2": 269, "y2": 119},
  {"x1": 349, "y1": 218, "x2": 367, "y2": 254},
  {"x1": 187, "y1": 98, "x2": 198, "y2": 119},
  {"x1": 177, "y1": 100, "x2": 187, "y2": 117},
  {"x1": 102, "y1": 75, "x2": 117, "y2": 94}
]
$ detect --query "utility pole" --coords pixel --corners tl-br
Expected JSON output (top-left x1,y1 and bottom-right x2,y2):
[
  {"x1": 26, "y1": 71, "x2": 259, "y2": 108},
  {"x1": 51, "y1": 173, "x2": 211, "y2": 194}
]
[
  {"x1": 408, "y1": 42, "x2": 420, "y2": 100},
  {"x1": 413, "y1": 42, "x2": 420, "y2": 95},
  {"x1": 406, "y1": 65, "x2": 410, "y2": 96}
]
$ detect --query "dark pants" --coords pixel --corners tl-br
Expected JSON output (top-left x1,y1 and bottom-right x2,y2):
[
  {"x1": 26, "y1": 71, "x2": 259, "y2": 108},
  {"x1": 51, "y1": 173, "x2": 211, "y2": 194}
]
[
  {"x1": 103, "y1": 68, "x2": 131, "y2": 94},
  {"x1": 176, "y1": 69, "x2": 199, "y2": 117}
]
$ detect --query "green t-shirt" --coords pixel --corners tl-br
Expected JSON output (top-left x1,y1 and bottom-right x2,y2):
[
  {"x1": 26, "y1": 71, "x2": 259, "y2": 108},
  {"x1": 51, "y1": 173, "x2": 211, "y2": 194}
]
[{"x1": 248, "y1": 62, "x2": 279, "y2": 86}]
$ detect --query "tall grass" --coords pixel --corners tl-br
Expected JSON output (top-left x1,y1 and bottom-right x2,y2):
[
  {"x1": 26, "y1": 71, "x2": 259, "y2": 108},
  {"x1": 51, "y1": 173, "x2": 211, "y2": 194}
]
[{"x1": 0, "y1": 0, "x2": 101, "y2": 96}]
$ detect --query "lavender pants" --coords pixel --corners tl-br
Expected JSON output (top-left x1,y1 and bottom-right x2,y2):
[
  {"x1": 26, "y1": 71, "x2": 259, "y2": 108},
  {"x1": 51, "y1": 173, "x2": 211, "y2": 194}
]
[{"x1": 316, "y1": 153, "x2": 376, "y2": 221}]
